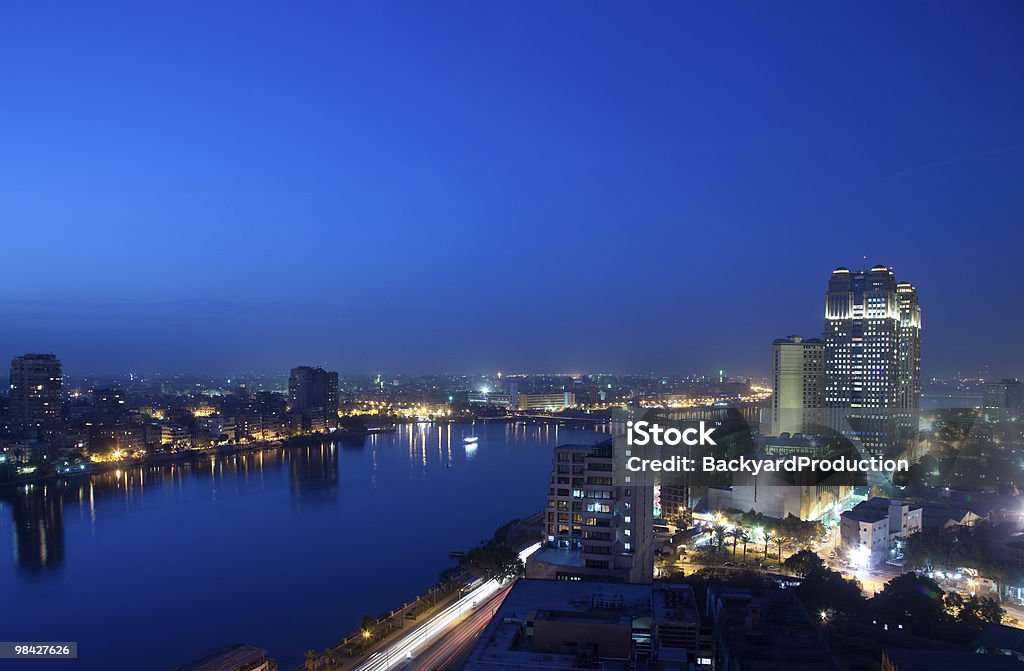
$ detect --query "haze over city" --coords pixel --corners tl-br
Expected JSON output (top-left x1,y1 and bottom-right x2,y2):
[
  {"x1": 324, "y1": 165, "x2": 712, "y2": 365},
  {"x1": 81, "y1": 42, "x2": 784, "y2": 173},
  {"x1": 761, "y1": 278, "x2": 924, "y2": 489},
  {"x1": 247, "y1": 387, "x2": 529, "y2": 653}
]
[{"x1": 3, "y1": 2, "x2": 1023, "y2": 376}]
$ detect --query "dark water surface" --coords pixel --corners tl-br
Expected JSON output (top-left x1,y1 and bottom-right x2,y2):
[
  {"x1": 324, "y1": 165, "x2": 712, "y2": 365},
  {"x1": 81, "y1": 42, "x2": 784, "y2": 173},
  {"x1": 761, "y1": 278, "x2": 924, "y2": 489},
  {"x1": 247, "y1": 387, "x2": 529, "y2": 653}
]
[{"x1": 0, "y1": 422, "x2": 610, "y2": 671}]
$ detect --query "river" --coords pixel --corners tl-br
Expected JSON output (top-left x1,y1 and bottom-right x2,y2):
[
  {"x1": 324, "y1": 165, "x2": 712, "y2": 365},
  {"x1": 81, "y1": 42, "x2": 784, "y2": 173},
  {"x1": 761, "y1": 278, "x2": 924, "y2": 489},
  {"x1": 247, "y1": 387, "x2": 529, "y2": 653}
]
[{"x1": 0, "y1": 421, "x2": 611, "y2": 671}]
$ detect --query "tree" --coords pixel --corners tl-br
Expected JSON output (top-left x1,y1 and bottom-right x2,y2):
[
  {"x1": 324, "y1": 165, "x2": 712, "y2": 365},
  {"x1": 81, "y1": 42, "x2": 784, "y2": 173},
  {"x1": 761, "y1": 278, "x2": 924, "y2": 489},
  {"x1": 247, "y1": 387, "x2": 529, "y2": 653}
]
[
  {"x1": 712, "y1": 523, "x2": 728, "y2": 557},
  {"x1": 739, "y1": 531, "x2": 750, "y2": 562},
  {"x1": 738, "y1": 511, "x2": 823, "y2": 551},
  {"x1": 871, "y1": 573, "x2": 945, "y2": 635},
  {"x1": 973, "y1": 596, "x2": 1006, "y2": 626},
  {"x1": 320, "y1": 649, "x2": 340, "y2": 670},
  {"x1": 903, "y1": 529, "x2": 952, "y2": 570},
  {"x1": 464, "y1": 544, "x2": 524, "y2": 582},
  {"x1": 771, "y1": 534, "x2": 789, "y2": 564},
  {"x1": 946, "y1": 592, "x2": 1005, "y2": 629},
  {"x1": 726, "y1": 528, "x2": 744, "y2": 559},
  {"x1": 783, "y1": 549, "x2": 825, "y2": 577},
  {"x1": 304, "y1": 650, "x2": 321, "y2": 671},
  {"x1": 795, "y1": 567, "x2": 866, "y2": 617},
  {"x1": 779, "y1": 514, "x2": 825, "y2": 549}
]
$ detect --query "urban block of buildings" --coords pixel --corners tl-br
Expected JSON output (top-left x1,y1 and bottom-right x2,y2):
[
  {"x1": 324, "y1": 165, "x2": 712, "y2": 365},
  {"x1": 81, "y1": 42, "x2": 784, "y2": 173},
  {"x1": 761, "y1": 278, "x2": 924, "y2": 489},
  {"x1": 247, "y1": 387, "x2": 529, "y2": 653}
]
[{"x1": 839, "y1": 497, "x2": 922, "y2": 567}]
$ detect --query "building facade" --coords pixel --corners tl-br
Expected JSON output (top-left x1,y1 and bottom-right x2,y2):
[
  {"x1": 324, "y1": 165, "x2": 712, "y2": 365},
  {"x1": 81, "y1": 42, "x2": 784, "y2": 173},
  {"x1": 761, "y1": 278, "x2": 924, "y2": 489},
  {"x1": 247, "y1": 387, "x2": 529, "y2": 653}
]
[
  {"x1": 9, "y1": 354, "x2": 64, "y2": 441},
  {"x1": 771, "y1": 336, "x2": 824, "y2": 436},
  {"x1": 840, "y1": 496, "x2": 922, "y2": 567},
  {"x1": 466, "y1": 388, "x2": 576, "y2": 412},
  {"x1": 287, "y1": 366, "x2": 338, "y2": 429},
  {"x1": 528, "y1": 440, "x2": 653, "y2": 583},
  {"x1": 824, "y1": 266, "x2": 921, "y2": 456},
  {"x1": 516, "y1": 392, "x2": 576, "y2": 411}
]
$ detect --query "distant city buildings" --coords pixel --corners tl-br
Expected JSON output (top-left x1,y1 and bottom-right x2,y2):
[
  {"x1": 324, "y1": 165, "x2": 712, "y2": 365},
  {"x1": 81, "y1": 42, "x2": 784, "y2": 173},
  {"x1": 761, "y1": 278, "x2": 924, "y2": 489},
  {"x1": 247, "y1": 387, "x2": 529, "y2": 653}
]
[
  {"x1": 984, "y1": 378, "x2": 1023, "y2": 411},
  {"x1": 517, "y1": 391, "x2": 576, "y2": 411},
  {"x1": 528, "y1": 440, "x2": 653, "y2": 583},
  {"x1": 467, "y1": 383, "x2": 576, "y2": 412},
  {"x1": 771, "y1": 335, "x2": 824, "y2": 436},
  {"x1": 823, "y1": 265, "x2": 922, "y2": 455},
  {"x1": 288, "y1": 366, "x2": 339, "y2": 432},
  {"x1": 9, "y1": 353, "x2": 64, "y2": 441}
]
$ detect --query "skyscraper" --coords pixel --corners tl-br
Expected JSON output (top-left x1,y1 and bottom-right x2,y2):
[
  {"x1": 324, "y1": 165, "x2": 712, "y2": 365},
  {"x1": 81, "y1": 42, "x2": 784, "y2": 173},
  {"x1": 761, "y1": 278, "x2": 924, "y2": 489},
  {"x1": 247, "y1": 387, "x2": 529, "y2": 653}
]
[
  {"x1": 896, "y1": 281, "x2": 922, "y2": 418},
  {"x1": 287, "y1": 366, "x2": 339, "y2": 428},
  {"x1": 823, "y1": 266, "x2": 921, "y2": 455},
  {"x1": 771, "y1": 336, "x2": 824, "y2": 436},
  {"x1": 9, "y1": 353, "x2": 64, "y2": 441}
]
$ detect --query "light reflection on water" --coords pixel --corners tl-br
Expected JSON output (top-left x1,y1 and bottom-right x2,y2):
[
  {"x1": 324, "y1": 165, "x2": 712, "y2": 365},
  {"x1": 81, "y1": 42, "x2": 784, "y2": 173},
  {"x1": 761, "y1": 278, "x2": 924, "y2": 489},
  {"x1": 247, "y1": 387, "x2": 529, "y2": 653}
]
[{"x1": 0, "y1": 420, "x2": 611, "y2": 671}]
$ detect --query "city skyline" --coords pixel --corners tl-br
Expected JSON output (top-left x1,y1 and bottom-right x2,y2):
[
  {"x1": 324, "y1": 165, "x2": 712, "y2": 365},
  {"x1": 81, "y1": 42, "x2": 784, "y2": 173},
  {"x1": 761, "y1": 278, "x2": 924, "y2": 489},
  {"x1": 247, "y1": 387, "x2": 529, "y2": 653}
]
[
  {"x1": 0, "y1": 258, "x2": 1014, "y2": 381},
  {"x1": 0, "y1": 258, "x2": 1009, "y2": 381},
  {"x1": 5, "y1": 4, "x2": 1024, "y2": 671},
  {"x1": 3, "y1": 2, "x2": 1023, "y2": 377}
]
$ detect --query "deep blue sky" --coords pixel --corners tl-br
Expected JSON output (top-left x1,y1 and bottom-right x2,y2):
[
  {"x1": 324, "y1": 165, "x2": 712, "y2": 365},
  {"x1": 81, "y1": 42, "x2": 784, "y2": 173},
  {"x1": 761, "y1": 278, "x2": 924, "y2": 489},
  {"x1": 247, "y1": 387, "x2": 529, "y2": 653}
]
[{"x1": 2, "y1": 2, "x2": 1022, "y2": 377}]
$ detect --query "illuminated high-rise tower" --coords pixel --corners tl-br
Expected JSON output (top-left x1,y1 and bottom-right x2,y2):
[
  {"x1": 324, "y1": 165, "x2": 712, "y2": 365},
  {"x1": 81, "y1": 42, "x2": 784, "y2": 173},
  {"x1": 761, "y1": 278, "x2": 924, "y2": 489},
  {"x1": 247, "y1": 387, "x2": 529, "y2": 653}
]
[
  {"x1": 896, "y1": 282, "x2": 922, "y2": 419},
  {"x1": 771, "y1": 336, "x2": 824, "y2": 436},
  {"x1": 823, "y1": 266, "x2": 921, "y2": 455}
]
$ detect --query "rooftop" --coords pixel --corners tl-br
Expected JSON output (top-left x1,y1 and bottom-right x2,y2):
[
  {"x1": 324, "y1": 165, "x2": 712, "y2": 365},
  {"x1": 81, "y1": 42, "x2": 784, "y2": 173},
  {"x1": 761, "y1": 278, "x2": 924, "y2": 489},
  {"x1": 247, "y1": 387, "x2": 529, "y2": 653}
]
[
  {"x1": 652, "y1": 584, "x2": 699, "y2": 626},
  {"x1": 462, "y1": 579, "x2": 654, "y2": 671},
  {"x1": 884, "y1": 648, "x2": 1024, "y2": 671},
  {"x1": 975, "y1": 623, "x2": 1024, "y2": 654},
  {"x1": 529, "y1": 546, "x2": 584, "y2": 568},
  {"x1": 708, "y1": 585, "x2": 838, "y2": 670}
]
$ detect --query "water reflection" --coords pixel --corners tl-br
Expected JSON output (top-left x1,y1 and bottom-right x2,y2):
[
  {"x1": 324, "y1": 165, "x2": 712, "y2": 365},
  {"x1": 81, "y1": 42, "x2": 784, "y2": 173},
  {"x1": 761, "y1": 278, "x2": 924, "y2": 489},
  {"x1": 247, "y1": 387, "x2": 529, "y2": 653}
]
[
  {"x1": 289, "y1": 443, "x2": 339, "y2": 506},
  {"x1": 3, "y1": 420, "x2": 616, "y2": 671},
  {"x1": 3, "y1": 486, "x2": 65, "y2": 573},
  {"x1": 1, "y1": 420, "x2": 614, "y2": 578}
]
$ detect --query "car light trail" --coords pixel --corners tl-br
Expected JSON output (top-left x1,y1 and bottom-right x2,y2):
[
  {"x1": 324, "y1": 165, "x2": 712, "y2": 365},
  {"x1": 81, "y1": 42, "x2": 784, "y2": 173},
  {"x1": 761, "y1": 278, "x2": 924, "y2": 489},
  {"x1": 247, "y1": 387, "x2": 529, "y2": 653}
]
[{"x1": 352, "y1": 542, "x2": 540, "y2": 671}]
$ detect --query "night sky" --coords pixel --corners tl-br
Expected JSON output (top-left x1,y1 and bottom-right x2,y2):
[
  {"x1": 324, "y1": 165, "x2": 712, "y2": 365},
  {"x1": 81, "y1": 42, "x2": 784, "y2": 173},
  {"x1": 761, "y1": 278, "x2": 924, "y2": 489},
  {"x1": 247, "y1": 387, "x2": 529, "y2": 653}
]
[{"x1": 2, "y1": 2, "x2": 1022, "y2": 377}]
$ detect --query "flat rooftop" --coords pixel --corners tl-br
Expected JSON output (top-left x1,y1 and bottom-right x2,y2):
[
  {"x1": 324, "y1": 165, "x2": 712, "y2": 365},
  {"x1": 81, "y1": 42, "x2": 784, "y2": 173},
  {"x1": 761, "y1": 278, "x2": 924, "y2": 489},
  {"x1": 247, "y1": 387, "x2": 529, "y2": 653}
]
[
  {"x1": 709, "y1": 585, "x2": 837, "y2": 670},
  {"x1": 462, "y1": 579, "x2": 653, "y2": 671},
  {"x1": 529, "y1": 546, "x2": 584, "y2": 567},
  {"x1": 652, "y1": 584, "x2": 699, "y2": 625}
]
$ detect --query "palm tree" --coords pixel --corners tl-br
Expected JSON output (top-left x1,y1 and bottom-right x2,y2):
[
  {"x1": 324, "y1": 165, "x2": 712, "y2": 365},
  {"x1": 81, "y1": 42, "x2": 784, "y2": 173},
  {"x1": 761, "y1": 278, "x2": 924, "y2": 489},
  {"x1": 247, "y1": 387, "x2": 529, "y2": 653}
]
[
  {"x1": 763, "y1": 530, "x2": 773, "y2": 560},
  {"x1": 321, "y1": 649, "x2": 340, "y2": 670},
  {"x1": 772, "y1": 535, "x2": 789, "y2": 564},
  {"x1": 727, "y1": 528, "x2": 743, "y2": 559},
  {"x1": 740, "y1": 532, "x2": 750, "y2": 561},
  {"x1": 712, "y1": 523, "x2": 727, "y2": 557},
  {"x1": 304, "y1": 650, "x2": 320, "y2": 671}
]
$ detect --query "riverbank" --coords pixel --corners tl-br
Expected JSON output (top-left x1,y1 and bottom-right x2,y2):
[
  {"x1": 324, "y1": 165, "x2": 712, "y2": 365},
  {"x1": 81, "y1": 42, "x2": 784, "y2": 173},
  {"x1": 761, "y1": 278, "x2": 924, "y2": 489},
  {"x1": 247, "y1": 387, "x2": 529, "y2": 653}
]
[
  {"x1": 299, "y1": 513, "x2": 544, "y2": 671},
  {"x1": 1, "y1": 413, "x2": 610, "y2": 493},
  {"x1": 0, "y1": 431, "x2": 350, "y2": 493}
]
